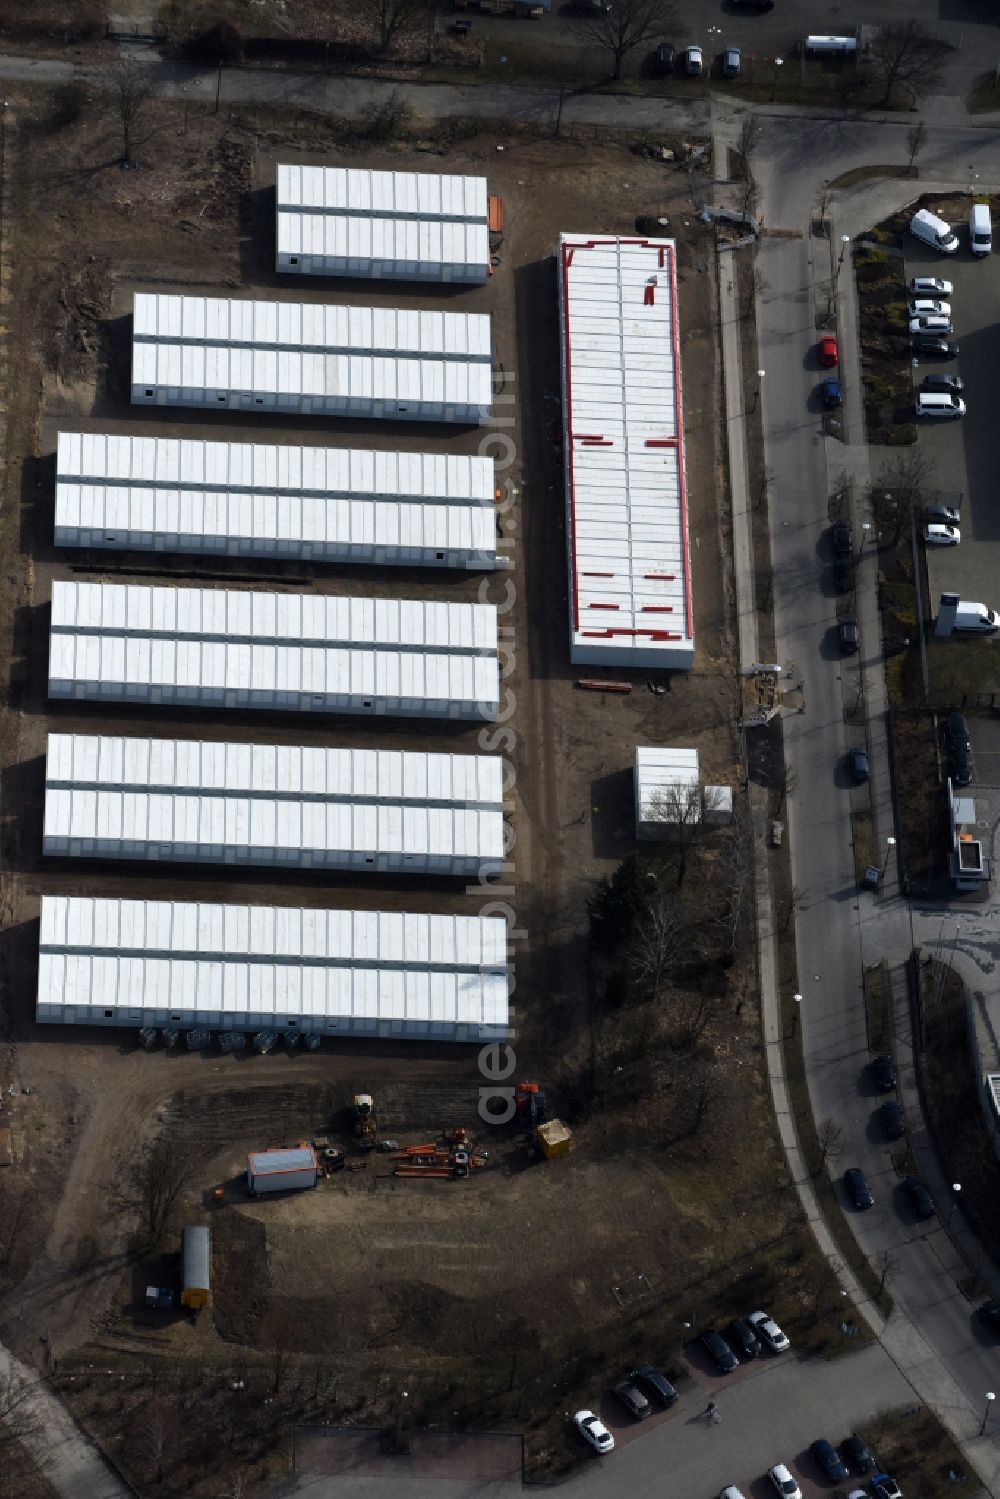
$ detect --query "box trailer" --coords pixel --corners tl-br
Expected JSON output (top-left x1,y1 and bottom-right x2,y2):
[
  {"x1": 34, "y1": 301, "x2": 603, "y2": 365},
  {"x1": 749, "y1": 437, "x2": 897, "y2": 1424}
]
[{"x1": 247, "y1": 1146, "x2": 319, "y2": 1195}]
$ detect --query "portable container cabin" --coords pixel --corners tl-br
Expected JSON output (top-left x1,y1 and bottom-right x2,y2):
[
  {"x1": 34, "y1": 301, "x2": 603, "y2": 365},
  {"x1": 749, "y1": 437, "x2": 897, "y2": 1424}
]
[
  {"x1": 247, "y1": 1147, "x2": 319, "y2": 1194},
  {"x1": 180, "y1": 1225, "x2": 211, "y2": 1310}
]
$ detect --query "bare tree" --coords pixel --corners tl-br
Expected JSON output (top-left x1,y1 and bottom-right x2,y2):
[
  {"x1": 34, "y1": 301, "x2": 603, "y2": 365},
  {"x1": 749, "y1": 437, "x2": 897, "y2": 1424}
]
[
  {"x1": 814, "y1": 1117, "x2": 844, "y2": 1175},
  {"x1": 815, "y1": 180, "x2": 832, "y2": 235},
  {"x1": 713, "y1": 813, "x2": 753, "y2": 961},
  {"x1": 687, "y1": 1075, "x2": 719, "y2": 1137},
  {"x1": 629, "y1": 897, "x2": 688, "y2": 999},
  {"x1": 869, "y1": 20, "x2": 946, "y2": 106},
  {"x1": 874, "y1": 1247, "x2": 897, "y2": 1297},
  {"x1": 135, "y1": 1397, "x2": 180, "y2": 1485},
  {"x1": 359, "y1": 0, "x2": 429, "y2": 52},
  {"x1": 906, "y1": 120, "x2": 928, "y2": 173},
  {"x1": 776, "y1": 761, "x2": 797, "y2": 813},
  {"x1": 577, "y1": 0, "x2": 678, "y2": 81},
  {"x1": 0, "y1": 1367, "x2": 42, "y2": 1458},
  {"x1": 875, "y1": 449, "x2": 937, "y2": 544},
  {"x1": 125, "y1": 1136, "x2": 193, "y2": 1252},
  {"x1": 646, "y1": 783, "x2": 718, "y2": 886},
  {"x1": 755, "y1": 464, "x2": 775, "y2": 513},
  {"x1": 781, "y1": 884, "x2": 803, "y2": 933},
  {"x1": 360, "y1": 89, "x2": 413, "y2": 140},
  {"x1": 739, "y1": 171, "x2": 759, "y2": 223},
  {"x1": 741, "y1": 264, "x2": 768, "y2": 320},
  {"x1": 735, "y1": 114, "x2": 761, "y2": 164},
  {"x1": 102, "y1": 58, "x2": 154, "y2": 164}
]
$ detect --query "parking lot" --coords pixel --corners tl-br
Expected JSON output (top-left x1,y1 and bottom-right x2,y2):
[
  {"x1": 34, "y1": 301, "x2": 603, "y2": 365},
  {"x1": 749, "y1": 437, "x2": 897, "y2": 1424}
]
[{"x1": 908, "y1": 206, "x2": 1000, "y2": 616}]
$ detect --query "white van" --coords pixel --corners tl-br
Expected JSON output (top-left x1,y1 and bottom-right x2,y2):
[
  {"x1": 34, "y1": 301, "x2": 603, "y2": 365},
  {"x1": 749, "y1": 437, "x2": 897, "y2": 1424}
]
[
  {"x1": 910, "y1": 208, "x2": 959, "y2": 255},
  {"x1": 954, "y1": 602, "x2": 999, "y2": 633},
  {"x1": 804, "y1": 35, "x2": 858, "y2": 54},
  {"x1": 915, "y1": 391, "x2": 965, "y2": 419},
  {"x1": 970, "y1": 202, "x2": 992, "y2": 256}
]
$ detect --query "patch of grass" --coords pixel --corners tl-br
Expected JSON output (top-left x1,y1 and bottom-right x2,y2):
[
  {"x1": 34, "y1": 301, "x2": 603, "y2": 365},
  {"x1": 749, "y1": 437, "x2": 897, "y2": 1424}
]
[
  {"x1": 863, "y1": 962, "x2": 891, "y2": 1052},
  {"x1": 881, "y1": 581, "x2": 918, "y2": 632},
  {"x1": 852, "y1": 806, "x2": 875, "y2": 884},
  {"x1": 860, "y1": 1404, "x2": 977, "y2": 1497},
  {"x1": 890, "y1": 710, "x2": 948, "y2": 885},
  {"x1": 966, "y1": 77, "x2": 1000, "y2": 114},
  {"x1": 926, "y1": 637, "x2": 1000, "y2": 705},
  {"x1": 883, "y1": 302, "x2": 908, "y2": 330},
  {"x1": 857, "y1": 249, "x2": 890, "y2": 268},
  {"x1": 884, "y1": 423, "x2": 917, "y2": 445}
]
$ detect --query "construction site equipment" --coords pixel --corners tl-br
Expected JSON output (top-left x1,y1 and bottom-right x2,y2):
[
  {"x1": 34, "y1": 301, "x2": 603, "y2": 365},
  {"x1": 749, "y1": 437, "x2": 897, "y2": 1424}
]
[
  {"x1": 218, "y1": 1032, "x2": 246, "y2": 1054},
  {"x1": 353, "y1": 1093, "x2": 377, "y2": 1149},
  {"x1": 180, "y1": 1225, "x2": 211, "y2": 1311},
  {"x1": 576, "y1": 679, "x2": 632, "y2": 694},
  {"x1": 162, "y1": 1028, "x2": 181, "y2": 1049},
  {"x1": 254, "y1": 1031, "x2": 278, "y2": 1055},
  {"x1": 138, "y1": 1027, "x2": 159, "y2": 1050},
  {"x1": 283, "y1": 1032, "x2": 301, "y2": 1052},
  {"x1": 536, "y1": 1120, "x2": 572, "y2": 1160},
  {"x1": 144, "y1": 1285, "x2": 174, "y2": 1310},
  {"x1": 185, "y1": 1029, "x2": 212, "y2": 1050},
  {"x1": 302, "y1": 1033, "x2": 321, "y2": 1052},
  {"x1": 246, "y1": 1146, "x2": 319, "y2": 1195},
  {"x1": 515, "y1": 1083, "x2": 547, "y2": 1127}
]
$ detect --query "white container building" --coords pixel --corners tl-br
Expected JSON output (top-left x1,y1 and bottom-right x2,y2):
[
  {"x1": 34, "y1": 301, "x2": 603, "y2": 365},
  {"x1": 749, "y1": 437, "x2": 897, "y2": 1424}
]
[
  {"x1": 47, "y1": 581, "x2": 500, "y2": 720},
  {"x1": 247, "y1": 1148, "x2": 319, "y2": 1194},
  {"x1": 54, "y1": 432, "x2": 498, "y2": 570},
  {"x1": 37, "y1": 895, "x2": 510, "y2": 1041},
  {"x1": 42, "y1": 733, "x2": 506, "y2": 876},
  {"x1": 130, "y1": 293, "x2": 493, "y2": 424},
  {"x1": 558, "y1": 234, "x2": 694, "y2": 671},
  {"x1": 634, "y1": 746, "x2": 700, "y2": 839},
  {"x1": 276, "y1": 164, "x2": 490, "y2": 283}
]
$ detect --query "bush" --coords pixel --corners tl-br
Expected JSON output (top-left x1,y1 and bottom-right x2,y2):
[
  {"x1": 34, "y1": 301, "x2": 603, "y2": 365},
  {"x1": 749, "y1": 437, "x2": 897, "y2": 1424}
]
[
  {"x1": 360, "y1": 90, "x2": 413, "y2": 141},
  {"x1": 883, "y1": 302, "x2": 908, "y2": 330},
  {"x1": 886, "y1": 423, "x2": 917, "y2": 445},
  {"x1": 872, "y1": 226, "x2": 896, "y2": 244}
]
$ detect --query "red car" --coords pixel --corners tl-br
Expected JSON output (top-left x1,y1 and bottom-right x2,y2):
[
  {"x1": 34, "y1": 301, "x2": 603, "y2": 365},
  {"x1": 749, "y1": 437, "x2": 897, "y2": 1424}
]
[{"x1": 819, "y1": 334, "x2": 839, "y2": 367}]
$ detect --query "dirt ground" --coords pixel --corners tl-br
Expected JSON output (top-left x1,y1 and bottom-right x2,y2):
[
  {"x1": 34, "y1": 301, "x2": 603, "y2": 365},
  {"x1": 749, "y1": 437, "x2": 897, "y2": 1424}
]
[{"x1": 0, "y1": 88, "x2": 840, "y2": 1495}]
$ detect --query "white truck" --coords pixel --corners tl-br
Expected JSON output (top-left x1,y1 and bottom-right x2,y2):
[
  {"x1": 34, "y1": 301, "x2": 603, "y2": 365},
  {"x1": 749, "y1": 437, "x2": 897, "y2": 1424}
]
[{"x1": 954, "y1": 601, "x2": 999, "y2": 634}]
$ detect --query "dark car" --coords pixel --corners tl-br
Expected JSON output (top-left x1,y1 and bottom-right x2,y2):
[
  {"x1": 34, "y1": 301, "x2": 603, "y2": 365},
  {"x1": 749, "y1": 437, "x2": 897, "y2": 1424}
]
[
  {"x1": 811, "y1": 1438, "x2": 850, "y2": 1482},
  {"x1": 631, "y1": 1363, "x2": 677, "y2": 1406},
  {"x1": 922, "y1": 373, "x2": 964, "y2": 395},
  {"x1": 879, "y1": 1100, "x2": 904, "y2": 1140},
  {"x1": 699, "y1": 1328, "x2": 738, "y2": 1373},
  {"x1": 842, "y1": 1434, "x2": 875, "y2": 1474},
  {"x1": 951, "y1": 743, "x2": 972, "y2": 787},
  {"x1": 977, "y1": 1301, "x2": 1000, "y2": 1334},
  {"x1": 903, "y1": 1175, "x2": 935, "y2": 1219},
  {"x1": 821, "y1": 376, "x2": 842, "y2": 408},
  {"x1": 725, "y1": 1318, "x2": 761, "y2": 1361},
  {"x1": 834, "y1": 557, "x2": 854, "y2": 593},
  {"x1": 611, "y1": 1379, "x2": 651, "y2": 1420},
  {"x1": 722, "y1": 46, "x2": 741, "y2": 78},
  {"x1": 653, "y1": 41, "x2": 675, "y2": 75},
  {"x1": 945, "y1": 710, "x2": 970, "y2": 751},
  {"x1": 872, "y1": 1054, "x2": 895, "y2": 1091},
  {"x1": 848, "y1": 747, "x2": 869, "y2": 784},
  {"x1": 831, "y1": 521, "x2": 852, "y2": 557},
  {"x1": 839, "y1": 617, "x2": 859, "y2": 655},
  {"x1": 913, "y1": 336, "x2": 959, "y2": 359},
  {"x1": 844, "y1": 1167, "x2": 874, "y2": 1210}
]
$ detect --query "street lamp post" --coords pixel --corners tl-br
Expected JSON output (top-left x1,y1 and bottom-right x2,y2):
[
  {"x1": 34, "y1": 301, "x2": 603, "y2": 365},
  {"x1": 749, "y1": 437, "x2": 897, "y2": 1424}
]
[
  {"x1": 858, "y1": 522, "x2": 871, "y2": 559},
  {"x1": 790, "y1": 992, "x2": 803, "y2": 1038},
  {"x1": 753, "y1": 369, "x2": 765, "y2": 413},
  {"x1": 882, "y1": 837, "x2": 897, "y2": 876},
  {"x1": 981, "y1": 1391, "x2": 995, "y2": 1437},
  {"x1": 837, "y1": 234, "x2": 851, "y2": 276},
  {"x1": 771, "y1": 57, "x2": 783, "y2": 101},
  {"x1": 949, "y1": 1182, "x2": 962, "y2": 1224}
]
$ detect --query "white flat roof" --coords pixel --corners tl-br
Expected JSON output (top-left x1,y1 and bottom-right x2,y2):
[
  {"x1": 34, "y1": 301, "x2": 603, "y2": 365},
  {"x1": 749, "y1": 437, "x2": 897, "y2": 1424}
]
[
  {"x1": 558, "y1": 234, "x2": 693, "y2": 669},
  {"x1": 277, "y1": 212, "x2": 489, "y2": 272},
  {"x1": 635, "y1": 745, "x2": 700, "y2": 822},
  {"x1": 276, "y1": 166, "x2": 489, "y2": 222},
  {"x1": 38, "y1": 895, "x2": 509, "y2": 1032},
  {"x1": 133, "y1": 294, "x2": 492, "y2": 359},
  {"x1": 55, "y1": 433, "x2": 497, "y2": 567}
]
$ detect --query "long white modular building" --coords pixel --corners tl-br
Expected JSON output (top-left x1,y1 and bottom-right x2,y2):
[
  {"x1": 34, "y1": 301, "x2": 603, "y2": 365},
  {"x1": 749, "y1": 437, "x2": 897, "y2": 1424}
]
[
  {"x1": 42, "y1": 734, "x2": 506, "y2": 875},
  {"x1": 37, "y1": 896, "x2": 509, "y2": 1040},
  {"x1": 557, "y1": 234, "x2": 694, "y2": 671},
  {"x1": 130, "y1": 293, "x2": 493, "y2": 424},
  {"x1": 47, "y1": 581, "x2": 500, "y2": 720},
  {"x1": 276, "y1": 165, "x2": 490, "y2": 284},
  {"x1": 54, "y1": 432, "x2": 497, "y2": 569}
]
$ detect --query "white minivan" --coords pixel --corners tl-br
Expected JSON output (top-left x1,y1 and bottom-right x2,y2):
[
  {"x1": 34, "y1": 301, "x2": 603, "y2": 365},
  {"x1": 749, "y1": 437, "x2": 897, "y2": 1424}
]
[
  {"x1": 970, "y1": 202, "x2": 992, "y2": 256},
  {"x1": 916, "y1": 391, "x2": 966, "y2": 419},
  {"x1": 910, "y1": 208, "x2": 959, "y2": 255}
]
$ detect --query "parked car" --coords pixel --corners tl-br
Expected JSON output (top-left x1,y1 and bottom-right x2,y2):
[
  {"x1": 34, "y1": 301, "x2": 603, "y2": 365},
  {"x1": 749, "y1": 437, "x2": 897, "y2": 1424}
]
[
  {"x1": 720, "y1": 1489, "x2": 748, "y2": 1499},
  {"x1": 821, "y1": 376, "x2": 842, "y2": 408},
  {"x1": 725, "y1": 1318, "x2": 761, "y2": 1360},
  {"x1": 611, "y1": 1379, "x2": 650, "y2": 1420},
  {"x1": 844, "y1": 1167, "x2": 874, "y2": 1209},
  {"x1": 903, "y1": 1175, "x2": 935, "y2": 1219},
  {"x1": 925, "y1": 500, "x2": 962, "y2": 524},
  {"x1": 924, "y1": 523, "x2": 960, "y2": 546},
  {"x1": 951, "y1": 742, "x2": 972, "y2": 786},
  {"x1": 574, "y1": 1410, "x2": 614, "y2": 1453},
  {"x1": 722, "y1": 46, "x2": 741, "y2": 77},
  {"x1": 908, "y1": 298, "x2": 952, "y2": 319},
  {"x1": 921, "y1": 373, "x2": 963, "y2": 395},
  {"x1": 831, "y1": 521, "x2": 852, "y2": 557},
  {"x1": 747, "y1": 1310, "x2": 790, "y2": 1353},
  {"x1": 945, "y1": 711, "x2": 970, "y2": 751},
  {"x1": 700, "y1": 1328, "x2": 738, "y2": 1373},
  {"x1": 653, "y1": 41, "x2": 675, "y2": 74},
  {"x1": 872, "y1": 1475, "x2": 904, "y2": 1499},
  {"x1": 872, "y1": 1054, "x2": 895, "y2": 1091},
  {"x1": 976, "y1": 1300, "x2": 1000, "y2": 1333},
  {"x1": 879, "y1": 1100, "x2": 904, "y2": 1139},
  {"x1": 683, "y1": 44, "x2": 703, "y2": 75},
  {"x1": 819, "y1": 334, "x2": 839, "y2": 367},
  {"x1": 630, "y1": 1364, "x2": 677, "y2": 1406},
  {"x1": 910, "y1": 312, "x2": 954, "y2": 334},
  {"x1": 842, "y1": 1434, "x2": 875, "y2": 1473},
  {"x1": 912, "y1": 336, "x2": 959, "y2": 359},
  {"x1": 811, "y1": 1439, "x2": 850, "y2": 1481},
  {"x1": 848, "y1": 747, "x2": 870, "y2": 784},
  {"x1": 768, "y1": 1463, "x2": 803, "y2": 1499},
  {"x1": 839, "y1": 617, "x2": 859, "y2": 655},
  {"x1": 909, "y1": 275, "x2": 953, "y2": 296}
]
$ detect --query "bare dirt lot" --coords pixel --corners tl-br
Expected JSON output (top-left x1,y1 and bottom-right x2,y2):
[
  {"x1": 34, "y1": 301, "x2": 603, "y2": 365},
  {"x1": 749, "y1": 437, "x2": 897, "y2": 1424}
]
[{"x1": 0, "y1": 88, "x2": 851, "y2": 1495}]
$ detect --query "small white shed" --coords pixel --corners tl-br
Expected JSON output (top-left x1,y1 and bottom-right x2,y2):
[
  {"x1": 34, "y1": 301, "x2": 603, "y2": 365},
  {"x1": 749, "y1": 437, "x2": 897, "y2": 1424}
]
[{"x1": 634, "y1": 746, "x2": 701, "y2": 840}]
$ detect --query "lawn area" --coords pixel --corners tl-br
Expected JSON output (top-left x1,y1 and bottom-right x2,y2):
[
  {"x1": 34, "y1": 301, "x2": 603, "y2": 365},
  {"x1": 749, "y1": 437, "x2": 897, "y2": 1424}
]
[
  {"x1": 860, "y1": 1404, "x2": 979, "y2": 1496},
  {"x1": 926, "y1": 637, "x2": 1000, "y2": 705}
]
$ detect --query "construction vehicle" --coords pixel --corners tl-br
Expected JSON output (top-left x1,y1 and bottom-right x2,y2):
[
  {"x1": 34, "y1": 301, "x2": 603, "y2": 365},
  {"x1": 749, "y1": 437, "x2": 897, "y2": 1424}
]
[
  {"x1": 391, "y1": 1135, "x2": 488, "y2": 1181},
  {"x1": 353, "y1": 1092, "x2": 377, "y2": 1149},
  {"x1": 515, "y1": 1082, "x2": 547, "y2": 1127}
]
